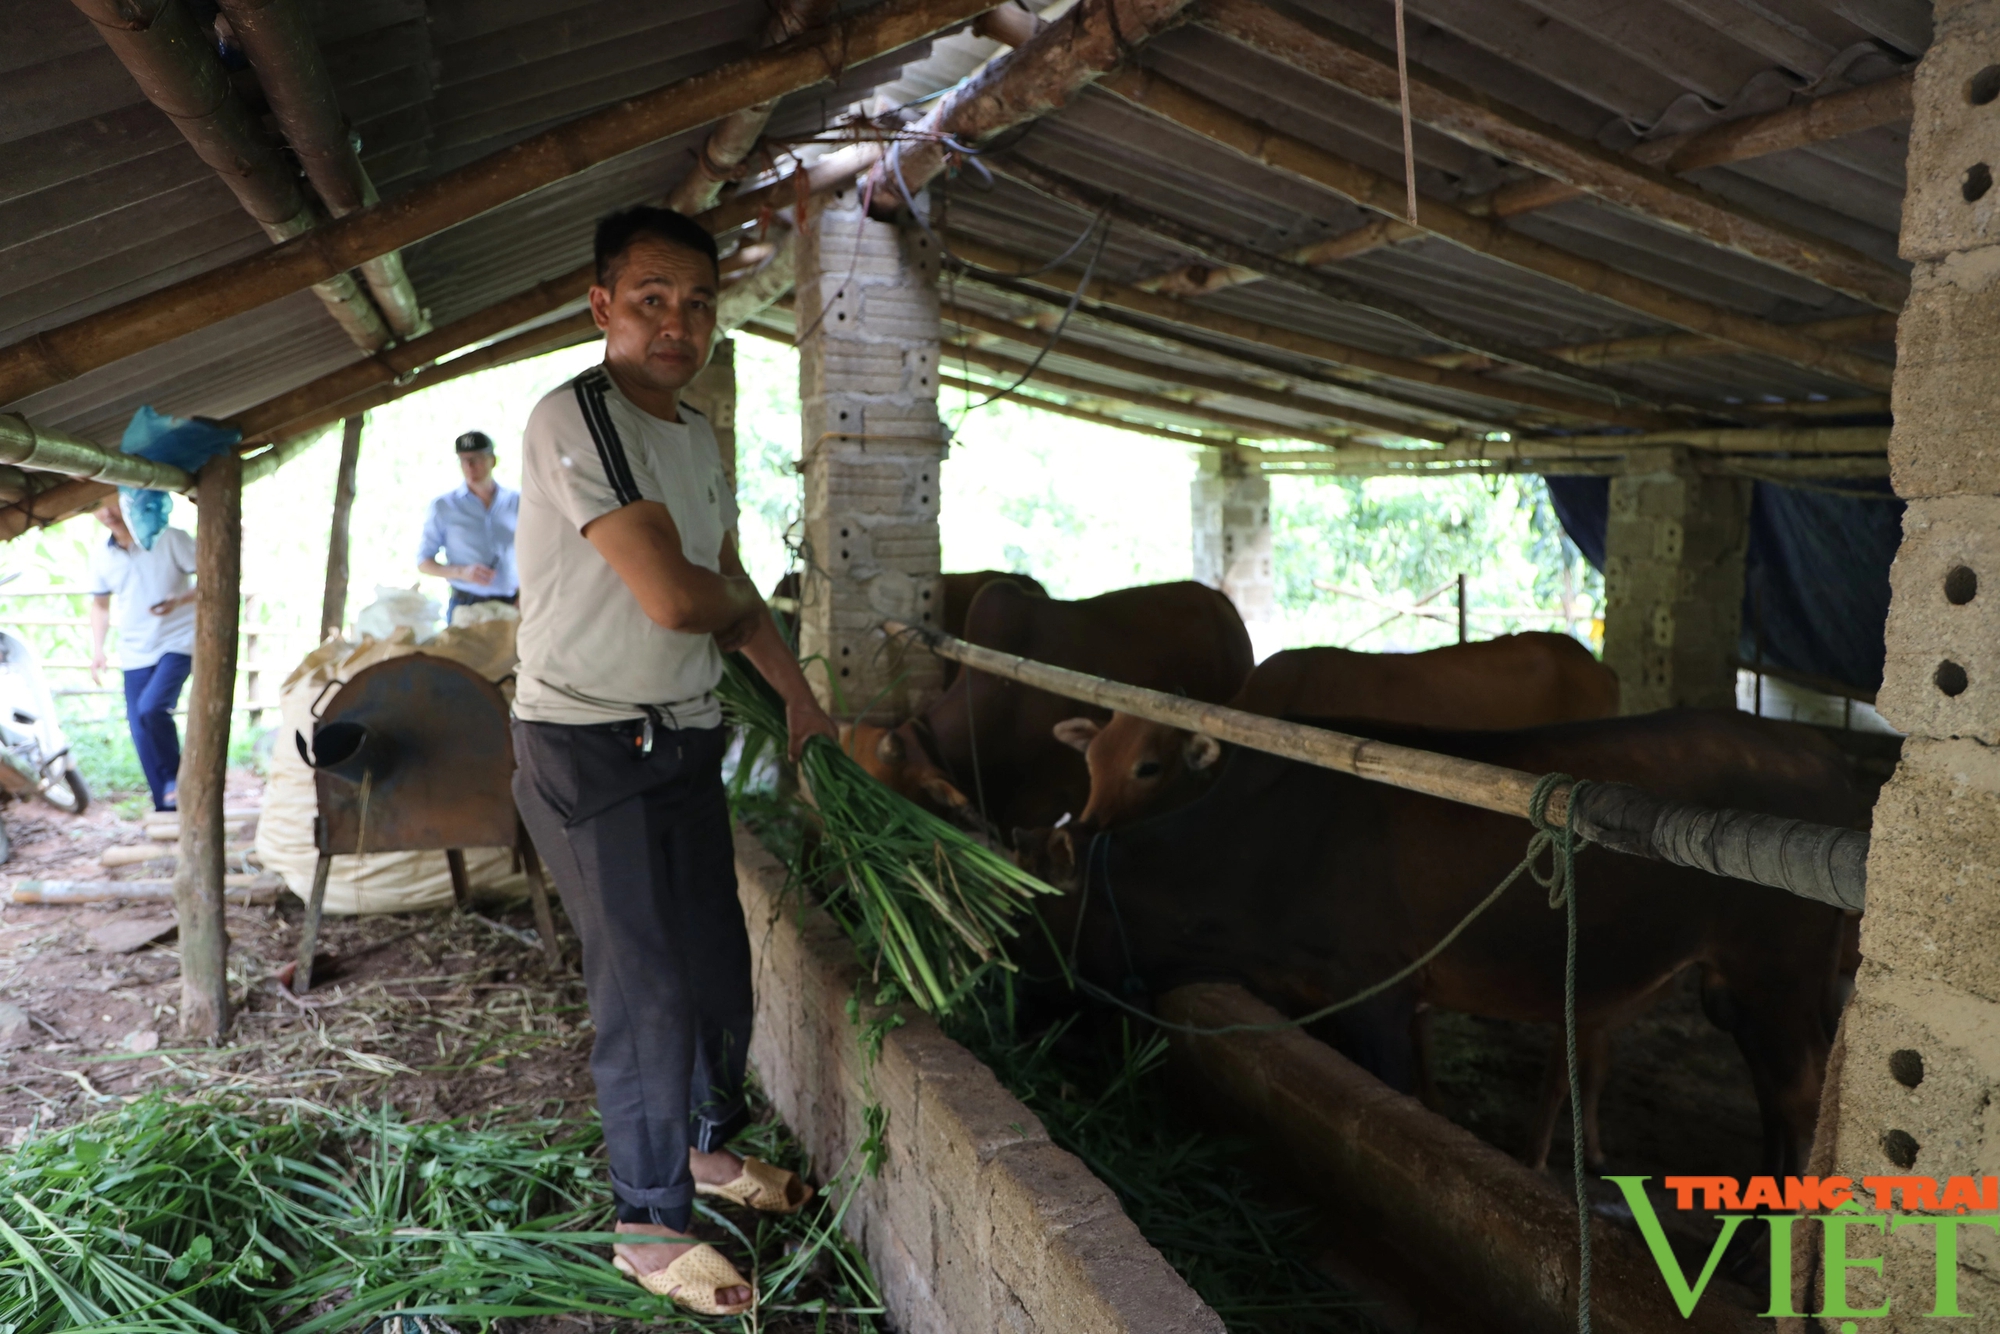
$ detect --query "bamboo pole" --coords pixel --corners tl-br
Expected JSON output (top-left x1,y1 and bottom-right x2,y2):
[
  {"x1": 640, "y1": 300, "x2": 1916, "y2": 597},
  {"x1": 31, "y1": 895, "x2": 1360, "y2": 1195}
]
[
  {"x1": 213, "y1": 0, "x2": 426, "y2": 337},
  {"x1": 321, "y1": 416, "x2": 362, "y2": 642},
  {"x1": 68, "y1": 0, "x2": 392, "y2": 352},
  {"x1": 931, "y1": 370, "x2": 1242, "y2": 445},
  {"x1": 0, "y1": 0, "x2": 1003, "y2": 408},
  {"x1": 885, "y1": 620, "x2": 1868, "y2": 908},
  {"x1": 0, "y1": 414, "x2": 193, "y2": 489},
  {"x1": 174, "y1": 451, "x2": 242, "y2": 1038}
]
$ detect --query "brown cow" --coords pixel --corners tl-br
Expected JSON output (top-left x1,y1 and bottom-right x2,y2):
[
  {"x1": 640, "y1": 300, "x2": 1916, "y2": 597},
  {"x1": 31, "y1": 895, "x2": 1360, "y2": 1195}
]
[
  {"x1": 1055, "y1": 633, "x2": 1620, "y2": 832},
  {"x1": 768, "y1": 571, "x2": 1047, "y2": 686},
  {"x1": 1014, "y1": 709, "x2": 1865, "y2": 1179},
  {"x1": 844, "y1": 580, "x2": 1254, "y2": 832}
]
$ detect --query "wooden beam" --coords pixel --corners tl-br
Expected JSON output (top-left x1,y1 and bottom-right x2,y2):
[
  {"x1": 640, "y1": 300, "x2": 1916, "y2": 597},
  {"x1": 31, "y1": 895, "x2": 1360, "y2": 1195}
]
[
  {"x1": 865, "y1": 0, "x2": 1198, "y2": 211},
  {"x1": 944, "y1": 340, "x2": 1356, "y2": 445},
  {"x1": 0, "y1": 0, "x2": 1003, "y2": 408},
  {"x1": 665, "y1": 0, "x2": 841, "y2": 214},
  {"x1": 1534, "y1": 425, "x2": 1889, "y2": 453},
  {"x1": 321, "y1": 415, "x2": 363, "y2": 642},
  {"x1": 174, "y1": 450, "x2": 241, "y2": 1038},
  {"x1": 947, "y1": 232, "x2": 1681, "y2": 427},
  {"x1": 938, "y1": 373, "x2": 1242, "y2": 445},
  {"x1": 1096, "y1": 68, "x2": 1897, "y2": 392},
  {"x1": 940, "y1": 300, "x2": 1452, "y2": 442},
  {"x1": 996, "y1": 158, "x2": 1702, "y2": 418},
  {"x1": 1425, "y1": 312, "x2": 1901, "y2": 371},
  {"x1": 1199, "y1": 0, "x2": 1906, "y2": 312},
  {"x1": 0, "y1": 314, "x2": 601, "y2": 544}
]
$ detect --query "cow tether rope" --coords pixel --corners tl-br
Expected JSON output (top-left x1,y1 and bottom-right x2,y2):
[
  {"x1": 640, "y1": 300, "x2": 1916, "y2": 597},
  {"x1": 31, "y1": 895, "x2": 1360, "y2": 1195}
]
[{"x1": 1067, "y1": 772, "x2": 1596, "y2": 1333}]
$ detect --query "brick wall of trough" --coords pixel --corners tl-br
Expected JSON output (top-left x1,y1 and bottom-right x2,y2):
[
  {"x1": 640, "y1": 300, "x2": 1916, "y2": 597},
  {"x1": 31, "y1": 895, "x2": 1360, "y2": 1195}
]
[{"x1": 733, "y1": 826, "x2": 1222, "y2": 1334}]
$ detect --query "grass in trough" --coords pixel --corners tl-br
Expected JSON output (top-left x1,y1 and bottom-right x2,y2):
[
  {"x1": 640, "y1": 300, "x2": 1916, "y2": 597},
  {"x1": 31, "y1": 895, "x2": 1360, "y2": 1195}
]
[
  {"x1": 950, "y1": 1001, "x2": 1379, "y2": 1334},
  {"x1": 723, "y1": 689, "x2": 1376, "y2": 1333},
  {"x1": 0, "y1": 1093, "x2": 882, "y2": 1333}
]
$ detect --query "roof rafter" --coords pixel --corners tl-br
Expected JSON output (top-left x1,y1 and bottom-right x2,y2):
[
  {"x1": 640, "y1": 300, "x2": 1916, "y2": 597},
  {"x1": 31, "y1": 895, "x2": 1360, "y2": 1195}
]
[
  {"x1": 1094, "y1": 67, "x2": 1896, "y2": 392},
  {"x1": 1197, "y1": 0, "x2": 1907, "y2": 311},
  {"x1": 946, "y1": 232, "x2": 1675, "y2": 428}
]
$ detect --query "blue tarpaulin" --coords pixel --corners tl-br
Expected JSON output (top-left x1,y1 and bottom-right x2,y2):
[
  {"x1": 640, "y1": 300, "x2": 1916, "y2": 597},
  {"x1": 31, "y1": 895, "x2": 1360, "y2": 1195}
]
[
  {"x1": 1545, "y1": 475, "x2": 1902, "y2": 693},
  {"x1": 117, "y1": 406, "x2": 240, "y2": 549}
]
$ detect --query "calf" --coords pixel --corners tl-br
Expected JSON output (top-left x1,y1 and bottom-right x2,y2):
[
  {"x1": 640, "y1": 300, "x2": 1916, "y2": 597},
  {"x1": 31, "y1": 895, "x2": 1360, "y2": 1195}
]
[
  {"x1": 1016, "y1": 709, "x2": 1864, "y2": 1178},
  {"x1": 1056, "y1": 633, "x2": 1619, "y2": 831}
]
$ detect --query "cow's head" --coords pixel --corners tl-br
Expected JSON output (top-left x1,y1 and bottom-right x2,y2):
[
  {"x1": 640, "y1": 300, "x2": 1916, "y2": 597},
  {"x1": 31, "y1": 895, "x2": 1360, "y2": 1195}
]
[
  {"x1": 1053, "y1": 712, "x2": 1222, "y2": 831},
  {"x1": 840, "y1": 720, "x2": 971, "y2": 814},
  {"x1": 1009, "y1": 824, "x2": 1080, "y2": 891}
]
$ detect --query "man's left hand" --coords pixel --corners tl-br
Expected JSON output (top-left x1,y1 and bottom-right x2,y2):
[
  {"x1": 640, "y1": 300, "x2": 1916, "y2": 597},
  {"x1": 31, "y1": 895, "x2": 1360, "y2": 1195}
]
[{"x1": 785, "y1": 699, "x2": 838, "y2": 762}]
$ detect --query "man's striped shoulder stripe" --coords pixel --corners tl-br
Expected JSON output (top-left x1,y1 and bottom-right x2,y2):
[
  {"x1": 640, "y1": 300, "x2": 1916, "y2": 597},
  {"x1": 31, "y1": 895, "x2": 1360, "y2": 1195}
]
[{"x1": 572, "y1": 367, "x2": 641, "y2": 506}]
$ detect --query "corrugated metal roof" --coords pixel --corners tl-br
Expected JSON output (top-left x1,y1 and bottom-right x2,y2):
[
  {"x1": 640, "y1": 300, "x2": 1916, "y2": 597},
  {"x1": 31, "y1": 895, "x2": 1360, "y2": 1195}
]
[{"x1": 0, "y1": 0, "x2": 1919, "y2": 450}]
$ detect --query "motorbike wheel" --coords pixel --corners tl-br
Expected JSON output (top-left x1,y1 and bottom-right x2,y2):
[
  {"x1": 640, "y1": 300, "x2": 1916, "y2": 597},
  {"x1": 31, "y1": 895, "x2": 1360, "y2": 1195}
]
[{"x1": 41, "y1": 766, "x2": 89, "y2": 816}]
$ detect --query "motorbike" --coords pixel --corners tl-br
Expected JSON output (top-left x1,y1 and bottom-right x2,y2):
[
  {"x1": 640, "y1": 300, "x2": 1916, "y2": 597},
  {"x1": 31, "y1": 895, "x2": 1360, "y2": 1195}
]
[{"x1": 0, "y1": 578, "x2": 91, "y2": 861}]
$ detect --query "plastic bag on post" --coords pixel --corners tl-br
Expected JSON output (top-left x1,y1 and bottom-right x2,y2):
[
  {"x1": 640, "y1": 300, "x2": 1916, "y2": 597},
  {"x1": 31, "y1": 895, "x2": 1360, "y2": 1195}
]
[{"x1": 117, "y1": 406, "x2": 241, "y2": 550}]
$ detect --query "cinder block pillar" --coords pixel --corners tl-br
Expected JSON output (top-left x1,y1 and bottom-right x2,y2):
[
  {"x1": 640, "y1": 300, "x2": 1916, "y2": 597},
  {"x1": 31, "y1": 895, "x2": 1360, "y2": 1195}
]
[
  {"x1": 1599, "y1": 447, "x2": 1749, "y2": 713},
  {"x1": 681, "y1": 336, "x2": 736, "y2": 496},
  {"x1": 1191, "y1": 447, "x2": 1274, "y2": 626},
  {"x1": 1825, "y1": 4, "x2": 2000, "y2": 1321},
  {"x1": 795, "y1": 189, "x2": 945, "y2": 720}
]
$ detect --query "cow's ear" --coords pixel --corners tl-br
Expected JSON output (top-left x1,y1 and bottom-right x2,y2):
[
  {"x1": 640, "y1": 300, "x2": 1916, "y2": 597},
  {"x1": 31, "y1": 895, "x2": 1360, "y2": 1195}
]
[
  {"x1": 920, "y1": 775, "x2": 970, "y2": 810},
  {"x1": 1184, "y1": 733, "x2": 1223, "y2": 771},
  {"x1": 1053, "y1": 717, "x2": 1100, "y2": 752},
  {"x1": 876, "y1": 730, "x2": 906, "y2": 765}
]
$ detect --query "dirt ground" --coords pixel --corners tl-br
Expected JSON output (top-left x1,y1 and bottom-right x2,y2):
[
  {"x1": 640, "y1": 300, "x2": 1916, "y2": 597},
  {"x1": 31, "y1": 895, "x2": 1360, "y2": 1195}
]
[{"x1": 0, "y1": 773, "x2": 600, "y2": 1136}]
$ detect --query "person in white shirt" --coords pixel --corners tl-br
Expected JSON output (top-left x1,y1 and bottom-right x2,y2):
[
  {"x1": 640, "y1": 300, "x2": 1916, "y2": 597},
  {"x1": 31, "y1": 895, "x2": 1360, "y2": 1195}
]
[
  {"x1": 87, "y1": 504, "x2": 197, "y2": 811},
  {"x1": 511, "y1": 206, "x2": 834, "y2": 1315}
]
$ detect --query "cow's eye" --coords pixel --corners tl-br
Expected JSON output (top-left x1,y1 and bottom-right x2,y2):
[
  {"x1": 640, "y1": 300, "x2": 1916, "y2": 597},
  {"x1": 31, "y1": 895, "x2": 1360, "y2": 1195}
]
[{"x1": 1134, "y1": 760, "x2": 1163, "y2": 779}]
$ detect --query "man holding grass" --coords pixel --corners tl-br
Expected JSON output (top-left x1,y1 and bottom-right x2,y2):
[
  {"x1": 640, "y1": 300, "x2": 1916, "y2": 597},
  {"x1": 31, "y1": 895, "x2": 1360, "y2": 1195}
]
[{"x1": 510, "y1": 206, "x2": 835, "y2": 1316}]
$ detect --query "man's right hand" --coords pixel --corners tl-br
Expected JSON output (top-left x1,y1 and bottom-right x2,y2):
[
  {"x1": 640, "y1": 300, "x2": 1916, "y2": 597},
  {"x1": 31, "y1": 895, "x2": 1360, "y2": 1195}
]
[
  {"x1": 456, "y1": 563, "x2": 499, "y2": 585},
  {"x1": 89, "y1": 652, "x2": 106, "y2": 687}
]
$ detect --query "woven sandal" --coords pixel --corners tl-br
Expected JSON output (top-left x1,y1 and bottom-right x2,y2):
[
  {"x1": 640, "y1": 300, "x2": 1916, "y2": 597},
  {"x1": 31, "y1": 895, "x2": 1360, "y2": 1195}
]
[
  {"x1": 612, "y1": 1243, "x2": 756, "y2": 1315},
  {"x1": 695, "y1": 1156, "x2": 813, "y2": 1214}
]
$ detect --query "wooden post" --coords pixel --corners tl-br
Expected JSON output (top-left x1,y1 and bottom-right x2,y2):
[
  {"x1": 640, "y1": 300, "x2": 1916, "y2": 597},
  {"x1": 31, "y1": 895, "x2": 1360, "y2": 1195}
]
[
  {"x1": 1457, "y1": 572, "x2": 1468, "y2": 644},
  {"x1": 321, "y1": 415, "x2": 363, "y2": 641},
  {"x1": 174, "y1": 451, "x2": 243, "y2": 1039}
]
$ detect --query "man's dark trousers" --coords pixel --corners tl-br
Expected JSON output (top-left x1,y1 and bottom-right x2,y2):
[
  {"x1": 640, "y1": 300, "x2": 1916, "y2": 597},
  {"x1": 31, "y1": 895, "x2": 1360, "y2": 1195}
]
[
  {"x1": 511, "y1": 719, "x2": 751, "y2": 1231},
  {"x1": 123, "y1": 651, "x2": 190, "y2": 811}
]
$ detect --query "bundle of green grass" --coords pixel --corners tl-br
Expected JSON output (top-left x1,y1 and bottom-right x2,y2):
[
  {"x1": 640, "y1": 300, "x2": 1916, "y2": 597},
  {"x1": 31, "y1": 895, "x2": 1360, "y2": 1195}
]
[
  {"x1": 0, "y1": 1096, "x2": 877, "y2": 1332},
  {"x1": 718, "y1": 660, "x2": 1056, "y2": 1016}
]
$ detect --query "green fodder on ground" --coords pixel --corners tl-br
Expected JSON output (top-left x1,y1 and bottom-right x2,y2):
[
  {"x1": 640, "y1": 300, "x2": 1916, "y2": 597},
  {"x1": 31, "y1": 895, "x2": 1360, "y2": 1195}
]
[{"x1": 0, "y1": 1093, "x2": 882, "y2": 1334}]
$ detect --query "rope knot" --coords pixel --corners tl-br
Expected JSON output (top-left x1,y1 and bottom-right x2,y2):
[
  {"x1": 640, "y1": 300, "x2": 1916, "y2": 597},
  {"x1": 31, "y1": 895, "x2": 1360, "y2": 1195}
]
[{"x1": 1527, "y1": 772, "x2": 1590, "y2": 909}]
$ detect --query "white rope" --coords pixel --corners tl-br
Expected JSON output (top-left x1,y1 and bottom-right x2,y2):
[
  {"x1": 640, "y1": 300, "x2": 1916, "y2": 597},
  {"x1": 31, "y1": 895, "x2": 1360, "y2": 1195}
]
[{"x1": 1394, "y1": 0, "x2": 1418, "y2": 224}]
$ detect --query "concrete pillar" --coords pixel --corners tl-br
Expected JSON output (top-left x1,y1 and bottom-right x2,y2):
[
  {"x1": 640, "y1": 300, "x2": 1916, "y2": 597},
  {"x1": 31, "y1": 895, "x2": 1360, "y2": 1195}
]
[
  {"x1": 1192, "y1": 447, "x2": 1274, "y2": 627},
  {"x1": 795, "y1": 188, "x2": 945, "y2": 720},
  {"x1": 1823, "y1": 4, "x2": 2000, "y2": 1321},
  {"x1": 682, "y1": 336, "x2": 736, "y2": 497},
  {"x1": 1599, "y1": 447, "x2": 1750, "y2": 713}
]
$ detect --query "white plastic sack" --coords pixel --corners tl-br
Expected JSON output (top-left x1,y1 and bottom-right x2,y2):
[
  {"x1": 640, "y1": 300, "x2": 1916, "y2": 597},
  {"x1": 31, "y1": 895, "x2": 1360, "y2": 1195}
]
[
  {"x1": 450, "y1": 599, "x2": 520, "y2": 630},
  {"x1": 258, "y1": 620, "x2": 526, "y2": 915},
  {"x1": 353, "y1": 585, "x2": 440, "y2": 643}
]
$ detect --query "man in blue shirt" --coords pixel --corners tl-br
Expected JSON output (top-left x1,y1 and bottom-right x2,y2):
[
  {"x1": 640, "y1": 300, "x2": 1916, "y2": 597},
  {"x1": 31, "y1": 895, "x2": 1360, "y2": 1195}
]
[{"x1": 416, "y1": 431, "x2": 520, "y2": 618}]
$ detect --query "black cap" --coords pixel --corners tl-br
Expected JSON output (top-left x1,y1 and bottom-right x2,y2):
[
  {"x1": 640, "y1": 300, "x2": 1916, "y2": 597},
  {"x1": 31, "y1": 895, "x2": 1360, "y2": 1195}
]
[{"x1": 455, "y1": 430, "x2": 495, "y2": 454}]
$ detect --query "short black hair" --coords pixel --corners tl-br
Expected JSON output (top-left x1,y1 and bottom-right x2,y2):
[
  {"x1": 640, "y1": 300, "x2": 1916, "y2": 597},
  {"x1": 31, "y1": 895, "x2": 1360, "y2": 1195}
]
[{"x1": 593, "y1": 206, "x2": 719, "y2": 290}]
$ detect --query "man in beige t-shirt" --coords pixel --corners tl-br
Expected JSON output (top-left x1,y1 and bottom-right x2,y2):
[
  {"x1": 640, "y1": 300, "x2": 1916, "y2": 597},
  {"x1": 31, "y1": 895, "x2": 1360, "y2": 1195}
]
[{"x1": 512, "y1": 206, "x2": 834, "y2": 1315}]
